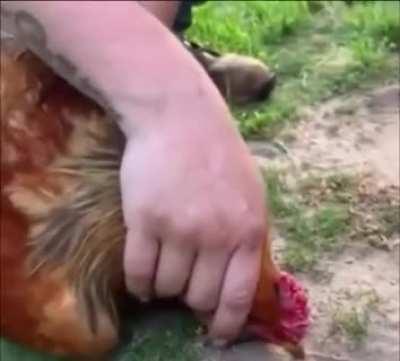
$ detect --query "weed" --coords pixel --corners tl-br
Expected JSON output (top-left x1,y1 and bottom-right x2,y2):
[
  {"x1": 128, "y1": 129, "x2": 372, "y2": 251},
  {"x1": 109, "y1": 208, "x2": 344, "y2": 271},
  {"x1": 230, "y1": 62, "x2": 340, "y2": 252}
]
[
  {"x1": 377, "y1": 204, "x2": 400, "y2": 237},
  {"x1": 111, "y1": 310, "x2": 200, "y2": 361},
  {"x1": 264, "y1": 169, "x2": 299, "y2": 218},
  {"x1": 333, "y1": 306, "x2": 370, "y2": 344},
  {"x1": 187, "y1": 1, "x2": 311, "y2": 56},
  {"x1": 343, "y1": 1, "x2": 400, "y2": 50},
  {"x1": 350, "y1": 37, "x2": 388, "y2": 69},
  {"x1": 263, "y1": 170, "x2": 353, "y2": 271},
  {"x1": 331, "y1": 288, "x2": 381, "y2": 345}
]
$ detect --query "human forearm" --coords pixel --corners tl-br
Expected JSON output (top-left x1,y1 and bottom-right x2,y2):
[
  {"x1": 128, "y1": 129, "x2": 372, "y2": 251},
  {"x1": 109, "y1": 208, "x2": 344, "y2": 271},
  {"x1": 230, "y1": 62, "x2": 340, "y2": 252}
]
[{"x1": 1, "y1": 1, "x2": 224, "y2": 136}]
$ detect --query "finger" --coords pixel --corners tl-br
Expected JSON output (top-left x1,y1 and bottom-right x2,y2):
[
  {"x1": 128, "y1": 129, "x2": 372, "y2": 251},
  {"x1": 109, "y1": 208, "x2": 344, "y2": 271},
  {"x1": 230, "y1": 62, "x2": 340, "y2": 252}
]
[
  {"x1": 154, "y1": 241, "x2": 195, "y2": 298},
  {"x1": 123, "y1": 227, "x2": 159, "y2": 302},
  {"x1": 185, "y1": 249, "x2": 230, "y2": 312},
  {"x1": 208, "y1": 243, "x2": 262, "y2": 343}
]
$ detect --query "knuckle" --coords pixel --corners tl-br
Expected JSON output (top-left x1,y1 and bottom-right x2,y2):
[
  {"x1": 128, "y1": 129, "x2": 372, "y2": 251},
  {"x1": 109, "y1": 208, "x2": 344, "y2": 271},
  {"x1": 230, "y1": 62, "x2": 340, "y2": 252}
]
[
  {"x1": 175, "y1": 222, "x2": 199, "y2": 242},
  {"x1": 169, "y1": 212, "x2": 205, "y2": 241},
  {"x1": 224, "y1": 288, "x2": 252, "y2": 313},
  {"x1": 201, "y1": 235, "x2": 230, "y2": 252},
  {"x1": 126, "y1": 267, "x2": 152, "y2": 285}
]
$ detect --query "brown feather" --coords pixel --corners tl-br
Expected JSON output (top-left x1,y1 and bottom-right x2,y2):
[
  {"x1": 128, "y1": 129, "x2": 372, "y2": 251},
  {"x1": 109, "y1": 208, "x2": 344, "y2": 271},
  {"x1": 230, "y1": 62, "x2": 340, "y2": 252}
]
[{"x1": 1, "y1": 45, "x2": 121, "y2": 356}]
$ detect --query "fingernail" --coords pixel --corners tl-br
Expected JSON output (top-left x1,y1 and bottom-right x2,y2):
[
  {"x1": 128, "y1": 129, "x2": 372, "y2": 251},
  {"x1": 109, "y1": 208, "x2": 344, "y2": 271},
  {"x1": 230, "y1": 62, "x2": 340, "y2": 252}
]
[{"x1": 212, "y1": 339, "x2": 228, "y2": 348}]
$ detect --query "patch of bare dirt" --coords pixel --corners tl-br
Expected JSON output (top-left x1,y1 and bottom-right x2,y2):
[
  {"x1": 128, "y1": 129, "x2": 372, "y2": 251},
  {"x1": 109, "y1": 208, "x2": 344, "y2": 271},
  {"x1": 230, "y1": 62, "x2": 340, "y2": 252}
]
[
  {"x1": 254, "y1": 85, "x2": 399, "y2": 188},
  {"x1": 205, "y1": 85, "x2": 399, "y2": 361}
]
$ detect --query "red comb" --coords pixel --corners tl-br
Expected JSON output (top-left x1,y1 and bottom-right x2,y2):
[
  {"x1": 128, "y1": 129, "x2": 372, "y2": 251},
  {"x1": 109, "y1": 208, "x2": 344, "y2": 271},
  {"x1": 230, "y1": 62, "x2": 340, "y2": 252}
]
[
  {"x1": 247, "y1": 271, "x2": 310, "y2": 347},
  {"x1": 276, "y1": 271, "x2": 310, "y2": 343}
]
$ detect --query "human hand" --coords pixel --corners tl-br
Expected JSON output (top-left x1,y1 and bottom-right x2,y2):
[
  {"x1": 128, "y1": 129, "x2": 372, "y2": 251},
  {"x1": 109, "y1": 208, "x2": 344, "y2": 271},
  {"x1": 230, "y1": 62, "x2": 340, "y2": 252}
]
[
  {"x1": 121, "y1": 94, "x2": 267, "y2": 343},
  {"x1": 1, "y1": 0, "x2": 266, "y2": 344}
]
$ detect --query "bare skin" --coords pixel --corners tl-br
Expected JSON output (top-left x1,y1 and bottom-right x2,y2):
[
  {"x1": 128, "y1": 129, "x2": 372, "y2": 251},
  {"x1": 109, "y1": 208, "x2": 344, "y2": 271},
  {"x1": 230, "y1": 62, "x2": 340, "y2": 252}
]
[
  {"x1": 1, "y1": 1, "x2": 267, "y2": 343},
  {"x1": 139, "y1": 1, "x2": 181, "y2": 28}
]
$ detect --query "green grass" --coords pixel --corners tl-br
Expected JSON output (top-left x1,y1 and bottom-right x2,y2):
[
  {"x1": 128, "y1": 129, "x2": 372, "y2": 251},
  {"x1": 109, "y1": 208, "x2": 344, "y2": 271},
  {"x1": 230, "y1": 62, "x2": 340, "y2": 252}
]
[
  {"x1": 0, "y1": 339, "x2": 66, "y2": 361},
  {"x1": 188, "y1": 0, "x2": 400, "y2": 137},
  {"x1": 264, "y1": 170, "x2": 354, "y2": 271},
  {"x1": 264, "y1": 166, "x2": 398, "y2": 271},
  {"x1": 331, "y1": 288, "x2": 380, "y2": 345},
  {"x1": 343, "y1": 1, "x2": 400, "y2": 50},
  {"x1": 111, "y1": 309, "x2": 200, "y2": 361},
  {"x1": 333, "y1": 306, "x2": 370, "y2": 344}
]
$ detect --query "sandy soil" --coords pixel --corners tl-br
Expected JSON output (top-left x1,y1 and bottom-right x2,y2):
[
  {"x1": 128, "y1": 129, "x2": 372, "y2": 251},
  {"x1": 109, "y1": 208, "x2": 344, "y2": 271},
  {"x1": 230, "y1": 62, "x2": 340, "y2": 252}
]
[{"x1": 203, "y1": 85, "x2": 399, "y2": 361}]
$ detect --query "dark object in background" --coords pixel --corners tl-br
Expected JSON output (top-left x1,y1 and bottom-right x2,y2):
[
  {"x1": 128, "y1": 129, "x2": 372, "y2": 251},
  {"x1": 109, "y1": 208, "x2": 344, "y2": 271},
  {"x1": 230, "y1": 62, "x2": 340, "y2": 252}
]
[
  {"x1": 342, "y1": 0, "x2": 371, "y2": 5},
  {"x1": 184, "y1": 40, "x2": 277, "y2": 105},
  {"x1": 173, "y1": 1, "x2": 277, "y2": 105},
  {"x1": 173, "y1": 0, "x2": 207, "y2": 33}
]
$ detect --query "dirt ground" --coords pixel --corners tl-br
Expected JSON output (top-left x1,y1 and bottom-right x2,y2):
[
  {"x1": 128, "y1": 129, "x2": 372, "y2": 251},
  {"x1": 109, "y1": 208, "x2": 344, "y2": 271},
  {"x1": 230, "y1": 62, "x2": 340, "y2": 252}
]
[{"x1": 203, "y1": 85, "x2": 399, "y2": 361}]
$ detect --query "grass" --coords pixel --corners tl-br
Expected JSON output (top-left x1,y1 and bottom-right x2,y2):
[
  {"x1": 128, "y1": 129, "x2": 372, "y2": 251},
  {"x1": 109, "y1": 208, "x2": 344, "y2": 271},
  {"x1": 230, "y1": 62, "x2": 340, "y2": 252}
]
[
  {"x1": 331, "y1": 289, "x2": 380, "y2": 345},
  {"x1": 264, "y1": 169, "x2": 354, "y2": 271},
  {"x1": 111, "y1": 308, "x2": 200, "y2": 361},
  {"x1": 264, "y1": 165, "x2": 399, "y2": 271},
  {"x1": 351, "y1": 180, "x2": 399, "y2": 247},
  {"x1": 377, "y1": 204, "x2": 400, "y2": 237},
  {"x1": 0, "y1": 339, "x2": 66, "y2": 361},
  {"x1": 188, "y1": 0, "x2": 400, "y2": 137},
  {"x1": 333, "y1": 307, "x2": 370, "y2": 344},
  {"x1": 343, "y1": 1, "x2": 400, "y2": 50}
]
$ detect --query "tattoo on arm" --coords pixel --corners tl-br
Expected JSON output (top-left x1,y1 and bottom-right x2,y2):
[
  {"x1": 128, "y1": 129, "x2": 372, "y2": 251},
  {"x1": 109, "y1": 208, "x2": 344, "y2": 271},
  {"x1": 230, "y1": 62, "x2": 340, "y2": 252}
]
[
  {"x1": 3, "y1": 8, "x2": 121, "y2": 122},
  {"x1": 14, "y1": 11, "x2": 46, "y2": 48}
]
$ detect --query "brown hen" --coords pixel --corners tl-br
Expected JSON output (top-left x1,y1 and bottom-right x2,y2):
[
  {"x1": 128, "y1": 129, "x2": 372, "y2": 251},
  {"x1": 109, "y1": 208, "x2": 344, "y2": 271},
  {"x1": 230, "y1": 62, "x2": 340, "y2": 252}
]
[{"x1": 0, "y1": 43, "x2": 309, "y2": 359}]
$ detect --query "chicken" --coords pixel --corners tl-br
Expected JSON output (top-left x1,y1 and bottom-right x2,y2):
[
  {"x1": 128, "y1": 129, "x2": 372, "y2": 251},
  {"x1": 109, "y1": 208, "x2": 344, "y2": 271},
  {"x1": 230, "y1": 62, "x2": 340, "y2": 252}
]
[{"x1": 0, "y1": 43, "x2": 309, "y2": 359}]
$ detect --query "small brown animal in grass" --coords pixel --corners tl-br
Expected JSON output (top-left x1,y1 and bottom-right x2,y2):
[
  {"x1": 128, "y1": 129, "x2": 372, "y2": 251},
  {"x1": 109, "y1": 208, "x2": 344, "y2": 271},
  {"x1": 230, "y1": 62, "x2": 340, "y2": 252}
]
[{"x1": 184, "y1": 40, "x2": 277, "y2": 105}]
